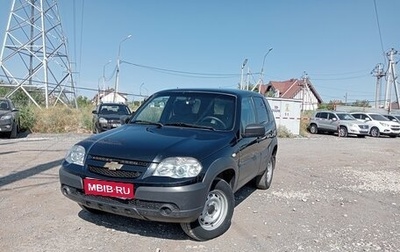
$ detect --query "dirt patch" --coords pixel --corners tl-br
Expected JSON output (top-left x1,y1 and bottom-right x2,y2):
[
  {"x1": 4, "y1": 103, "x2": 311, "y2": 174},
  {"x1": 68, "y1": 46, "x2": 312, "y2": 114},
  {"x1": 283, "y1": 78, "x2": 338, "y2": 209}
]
[{"x1": 0, "y1": 133, "x2": 399, "y2": 251}]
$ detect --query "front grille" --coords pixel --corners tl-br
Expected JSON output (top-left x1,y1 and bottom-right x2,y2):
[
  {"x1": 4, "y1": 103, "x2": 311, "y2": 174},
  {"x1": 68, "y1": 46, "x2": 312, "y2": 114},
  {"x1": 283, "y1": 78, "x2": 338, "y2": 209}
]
[
  {"x1": 91, "y1": 155, "x2": 150, "y2": 167},
  {"x1": 88, "y1": 165, "x2": 142, "y2": 178},
  {"x1": 358, "y1": 125, "x2": 369, "y2": 129}
]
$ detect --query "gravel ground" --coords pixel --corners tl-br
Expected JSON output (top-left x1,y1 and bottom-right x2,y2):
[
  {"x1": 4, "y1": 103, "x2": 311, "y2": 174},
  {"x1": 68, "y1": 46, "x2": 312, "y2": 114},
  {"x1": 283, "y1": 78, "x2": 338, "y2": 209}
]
[{"x1": 0, "y1": 133, "x2": 399, "y2": 252}]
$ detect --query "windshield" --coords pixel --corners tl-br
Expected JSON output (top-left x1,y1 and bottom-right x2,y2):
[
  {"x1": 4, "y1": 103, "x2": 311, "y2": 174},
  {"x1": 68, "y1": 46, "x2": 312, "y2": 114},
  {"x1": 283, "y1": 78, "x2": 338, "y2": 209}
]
[
  {"x1": 98, "y1": 104, "x2": 130, "y2": 115},
  {"x1": 0, "y1": 100, "x2": 9, "y2": 110},
  {"x1": 370, "y1": 114, "x2": 389, "y2": 121},
  {"x1": 131, "y1": 92, "x2": 236, "y2": 131},
  {"x1": 337, "y1": 113, "x2": 356, "y2": 120}
]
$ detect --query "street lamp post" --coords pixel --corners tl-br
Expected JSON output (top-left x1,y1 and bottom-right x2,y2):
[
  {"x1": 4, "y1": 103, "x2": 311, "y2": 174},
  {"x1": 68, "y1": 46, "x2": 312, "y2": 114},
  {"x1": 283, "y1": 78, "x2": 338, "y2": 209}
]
[
  {"x1": 240, "y1": 58, "x2": 248, "y2": 90},
  {"x1": 260, "y1": 47, "x2": 273, "y2": 84},
  {"x1": 114, "y1": 34, "x2": 132, "y2": 102}
]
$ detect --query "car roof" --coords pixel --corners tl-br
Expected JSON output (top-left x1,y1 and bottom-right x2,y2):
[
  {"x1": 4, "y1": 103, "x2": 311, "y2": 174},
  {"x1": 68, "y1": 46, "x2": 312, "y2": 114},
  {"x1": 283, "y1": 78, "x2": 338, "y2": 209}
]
[{"x1": 153, "y1": 88, "x2": 264, "y2": 98}]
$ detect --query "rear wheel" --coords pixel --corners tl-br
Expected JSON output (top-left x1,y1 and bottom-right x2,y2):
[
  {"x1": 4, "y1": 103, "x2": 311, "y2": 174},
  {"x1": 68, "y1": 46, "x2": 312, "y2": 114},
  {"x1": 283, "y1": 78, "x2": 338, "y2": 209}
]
[
  {"x1": 309, "y1": 124, "x2": 318, "y2": 134},
  {"x1": 256, "y1": 153, "x2": 276, "y2": 189},
  {"x1": 370, "y1": 127, "x2": 380, "y2": 137},
  {"x1": 180, "y1": 179, "x2": 234, "y2": 241}
]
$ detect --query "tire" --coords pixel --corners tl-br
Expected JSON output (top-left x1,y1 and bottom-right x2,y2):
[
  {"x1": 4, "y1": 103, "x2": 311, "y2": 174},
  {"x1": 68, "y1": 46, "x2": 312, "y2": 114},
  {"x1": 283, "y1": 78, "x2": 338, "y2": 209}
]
[
  {"x1": 256, "y1": 153, "x2": 276, "y2": 190},
  {"x1": 180, "y1": 179, "x2": 234, "y2": 241},
  {"x1": 338, "y1": 126, "x2": 348, "y2": 137},
  {"x1": 370, "y1": 127, "x2": 380, "y2": 137},
  {"x1": 8, "y1": 122, "x2": 18, "y2": 139},
  {"x1": 309, "y1": 124, "x2": 318, "y2": 134},
  {"x1": 79, "y1": 204, "x2": 104, "y2": 214}
]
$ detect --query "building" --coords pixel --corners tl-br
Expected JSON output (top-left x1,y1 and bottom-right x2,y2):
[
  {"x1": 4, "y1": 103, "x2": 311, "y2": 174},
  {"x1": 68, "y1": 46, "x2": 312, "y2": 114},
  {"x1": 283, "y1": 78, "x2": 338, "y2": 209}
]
[
  {"x1": 260, "y1": 78, "x2": 323, "y2": 111},
  {"x1": 92, "y1": 89, "x2": 128, "y2": 104}
]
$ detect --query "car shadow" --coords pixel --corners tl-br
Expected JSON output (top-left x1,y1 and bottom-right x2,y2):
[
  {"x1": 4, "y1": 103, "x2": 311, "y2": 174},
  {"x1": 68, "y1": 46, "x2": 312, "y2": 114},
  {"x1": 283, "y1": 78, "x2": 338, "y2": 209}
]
[{"x1": 77, "y1": 182, "x2": 258, "y2": 240}]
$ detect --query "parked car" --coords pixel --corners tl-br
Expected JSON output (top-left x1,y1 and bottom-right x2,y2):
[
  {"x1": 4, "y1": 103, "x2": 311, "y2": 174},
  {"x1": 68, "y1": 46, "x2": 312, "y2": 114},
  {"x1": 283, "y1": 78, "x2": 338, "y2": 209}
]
[
  {"x1": 0, "y1": 98, "x2": 20, "y2": 138},
  {"x1": 92, "y1": 103, "x2": 132, "y2": 133},
  {"x1": 60, "y1": 88, "x2": 278, "y2": 241},
  {"x1": 382, "y1": 114, "x2": 400, "y2": 123},
  {"x1": 351, "y1": 112, "x2": 400, "y2": 138},
  {"x1": 308, "y1": 111, "x2": 369, "y2": 137}
]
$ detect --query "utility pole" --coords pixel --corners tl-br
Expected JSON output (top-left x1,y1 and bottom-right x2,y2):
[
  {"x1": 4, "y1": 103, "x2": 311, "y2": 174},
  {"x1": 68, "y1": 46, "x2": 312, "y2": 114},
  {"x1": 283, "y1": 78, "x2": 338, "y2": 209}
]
[
  {"x1": 371, "y1": 63, "x2": 385, "y2": 109},
  {"x1": 240, "y1": 59, "x2": 248, "y2": 90},
  {"x1": 384, "y1": 48, "x2": 399, "y2": 110}
]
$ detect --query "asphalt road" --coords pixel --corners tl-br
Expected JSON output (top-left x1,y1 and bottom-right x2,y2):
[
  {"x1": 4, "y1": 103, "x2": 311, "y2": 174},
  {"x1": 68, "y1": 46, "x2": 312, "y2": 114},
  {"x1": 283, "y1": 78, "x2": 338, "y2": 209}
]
[{"x1": 0, "y1": 133, "x2": 399, "y2": 252}]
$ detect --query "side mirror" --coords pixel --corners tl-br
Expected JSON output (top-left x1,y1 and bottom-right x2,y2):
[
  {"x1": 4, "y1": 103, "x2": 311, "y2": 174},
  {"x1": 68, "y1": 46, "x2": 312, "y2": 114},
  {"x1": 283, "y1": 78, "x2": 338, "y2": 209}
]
[
  {"x1": 92, "y1": 110, "x2": 97, "y2": 114},
  {"x1": 331, "y1": 117, "x2": 337, "y2": 121},
  {"x1": 242, "y1": 124, "x2": 265, "y2": 138}
]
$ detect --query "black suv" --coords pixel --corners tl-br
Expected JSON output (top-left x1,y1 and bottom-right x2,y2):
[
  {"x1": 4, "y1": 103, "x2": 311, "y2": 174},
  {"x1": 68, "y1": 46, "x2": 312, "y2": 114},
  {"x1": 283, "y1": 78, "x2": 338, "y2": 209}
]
[
  {"x1": 60, "y1": 88, "x2": 278, "y2": 240},
  {"x1": 0, "y1": 98, "x2": 20, "y2": 138},
  {"x1": 92, "y1": 103, "x2": 132, "y2": 133}
]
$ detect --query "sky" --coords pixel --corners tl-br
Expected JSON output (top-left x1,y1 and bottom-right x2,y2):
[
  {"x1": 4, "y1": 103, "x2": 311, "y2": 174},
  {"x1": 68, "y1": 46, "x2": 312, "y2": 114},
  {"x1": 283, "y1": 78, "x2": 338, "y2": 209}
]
[{"x1": 0, "y1": 0, "x2": 399, "y2": 104}]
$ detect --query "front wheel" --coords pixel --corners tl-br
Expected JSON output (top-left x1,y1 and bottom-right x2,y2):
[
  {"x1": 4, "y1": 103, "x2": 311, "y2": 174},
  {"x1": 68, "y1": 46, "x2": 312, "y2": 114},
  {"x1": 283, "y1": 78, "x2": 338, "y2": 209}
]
[
  {"x1": 180, "y1": 179, "x2": 234, "y2": 241},
  {"x1": 338, "y1": 126, "x2": 348, "y2": 137},
  {"x1": 370, "y1": 127, "x2": 380, "y2": 137}
]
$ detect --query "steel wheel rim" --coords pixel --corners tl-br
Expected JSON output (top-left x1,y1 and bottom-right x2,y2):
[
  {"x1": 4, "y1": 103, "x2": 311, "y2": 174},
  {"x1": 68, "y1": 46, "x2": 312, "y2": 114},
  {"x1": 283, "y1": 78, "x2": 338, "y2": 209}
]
[{"x1": 199, "y1": 189, "x2": 228, "y2": 230}]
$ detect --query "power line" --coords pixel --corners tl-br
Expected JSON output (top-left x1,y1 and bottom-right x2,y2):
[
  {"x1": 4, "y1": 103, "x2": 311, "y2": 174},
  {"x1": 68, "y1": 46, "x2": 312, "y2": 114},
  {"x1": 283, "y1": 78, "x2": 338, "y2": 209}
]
[
  {"x1": 373, "y1": 0, "x2": 387, "y2": 65},
  {"x1": 121, "y1": 61, "x2": 244, "y2": 79}
]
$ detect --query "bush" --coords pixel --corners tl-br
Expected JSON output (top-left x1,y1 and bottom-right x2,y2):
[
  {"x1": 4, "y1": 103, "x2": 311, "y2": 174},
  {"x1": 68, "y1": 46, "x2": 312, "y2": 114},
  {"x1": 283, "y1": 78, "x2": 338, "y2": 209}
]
[
  {"x1": 277, "y1": 125, "x2": 294, "y2": 138},
  {"x1": 30, "y1": 105, "x2": 94, "y2": 133},
  {"x1": 19, "y1": 106, "x2": 37, "y2": 132}
]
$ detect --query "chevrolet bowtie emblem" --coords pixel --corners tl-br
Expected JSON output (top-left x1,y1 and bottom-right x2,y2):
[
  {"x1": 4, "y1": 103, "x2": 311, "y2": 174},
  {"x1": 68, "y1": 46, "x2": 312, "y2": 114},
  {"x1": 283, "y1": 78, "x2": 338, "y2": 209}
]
[{"x1": 104, "y1": 161, "x2": 123, "y2": 171}]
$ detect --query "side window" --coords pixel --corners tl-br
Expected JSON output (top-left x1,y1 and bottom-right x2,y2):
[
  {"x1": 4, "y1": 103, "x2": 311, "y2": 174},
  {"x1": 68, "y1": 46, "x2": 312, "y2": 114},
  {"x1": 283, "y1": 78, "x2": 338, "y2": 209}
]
[
  {"x1": 241, "y1": 97, "x2": 256, "y2": 131},
  {"x1": 315, "y1": 112, "x2": 322, "y2": 118},
  {"x1": 352, "y1": 114, "x2": 360, "y2": 119},
  {"x1": 328, "y1": 113, "x2": 337, "y2": 120},
  {"x1": 319, "y1": 112, "x2": 328, "y2": 119},
  {"x1": 253, "y1": 97, "x2": 269, "y2": 124}
]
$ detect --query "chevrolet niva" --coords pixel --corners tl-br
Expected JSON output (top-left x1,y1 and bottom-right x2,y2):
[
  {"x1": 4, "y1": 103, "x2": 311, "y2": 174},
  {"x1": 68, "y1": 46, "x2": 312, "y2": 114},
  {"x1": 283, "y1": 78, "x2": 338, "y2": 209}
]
[{"x1": 59, "y1": 88, "x2": 278, "y2": 241}]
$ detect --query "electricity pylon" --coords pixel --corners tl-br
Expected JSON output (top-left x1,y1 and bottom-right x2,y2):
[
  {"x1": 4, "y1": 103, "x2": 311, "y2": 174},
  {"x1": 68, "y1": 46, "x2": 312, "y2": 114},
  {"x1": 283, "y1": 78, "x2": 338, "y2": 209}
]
[{"x1": 0, "y1": 0, "x2": 77, "y2": 108}]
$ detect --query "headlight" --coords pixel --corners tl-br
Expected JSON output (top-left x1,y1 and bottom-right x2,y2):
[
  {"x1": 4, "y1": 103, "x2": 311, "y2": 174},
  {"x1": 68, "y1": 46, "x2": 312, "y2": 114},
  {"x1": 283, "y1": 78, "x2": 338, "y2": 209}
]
[
  {"x1": 65, "y1": 145, "x2": 85, "y2": 166},
  {"x1": 0, "y1": 114, "x2": 12, "y2": 120},
  {"x1": 380, "y1": 122, "x2": 389, "y2": 127},
  {"x1": 153, "y1": 157, "x2": 202, "y2": 178},
  {"x1": 99, "y1": 117, "x2": 108, "y2": 124}
]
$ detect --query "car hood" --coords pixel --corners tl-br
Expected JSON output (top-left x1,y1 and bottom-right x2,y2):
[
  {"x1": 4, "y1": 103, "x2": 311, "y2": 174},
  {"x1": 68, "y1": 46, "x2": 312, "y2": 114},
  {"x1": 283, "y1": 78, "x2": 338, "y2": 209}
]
[
  {"x1": 82, "y1": 124, "x2": 234, "y2": 163},
  {"x1": 97, "y1": 114, "x2": 128, "y2": 120},
  {"x1": 0, "y1": 111, "x2": 11, "y2": 116}
]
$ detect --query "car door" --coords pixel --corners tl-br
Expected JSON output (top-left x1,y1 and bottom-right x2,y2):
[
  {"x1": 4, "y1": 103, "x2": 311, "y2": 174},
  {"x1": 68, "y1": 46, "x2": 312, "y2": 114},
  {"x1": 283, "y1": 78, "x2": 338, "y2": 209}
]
[
  {"x1": 237, "y1": 97, "x2": 260, "y2": 188},
  {"x1": 317, "y1": 112, "x2": 329, "y2": 131},
  {"x1": 326, "y1": 112, "x2": 339, "y2": 132}
]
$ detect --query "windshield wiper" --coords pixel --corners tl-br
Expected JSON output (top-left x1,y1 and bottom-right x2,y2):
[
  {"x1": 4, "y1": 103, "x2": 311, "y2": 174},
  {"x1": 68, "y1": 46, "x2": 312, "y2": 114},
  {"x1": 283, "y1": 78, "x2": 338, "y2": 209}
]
[
  {"x1": 165, "y1": 122, "x2": 215, "y2": 131},
  {"x1": 131, "y1": 120, "x2": 163, "y2": 127}
]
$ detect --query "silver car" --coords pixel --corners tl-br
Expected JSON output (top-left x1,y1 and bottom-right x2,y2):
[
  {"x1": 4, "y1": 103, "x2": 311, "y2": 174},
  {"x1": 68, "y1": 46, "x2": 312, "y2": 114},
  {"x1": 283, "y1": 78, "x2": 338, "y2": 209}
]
[{"x1": 308, "y1": 111, "x2": 369, "y2": 137}]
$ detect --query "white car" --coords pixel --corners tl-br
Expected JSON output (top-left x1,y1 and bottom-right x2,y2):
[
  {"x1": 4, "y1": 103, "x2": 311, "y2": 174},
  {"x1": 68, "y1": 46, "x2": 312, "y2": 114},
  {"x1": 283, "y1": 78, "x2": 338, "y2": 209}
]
[{"x1": 351, "y1": 112, "x2": 400, "y2": 138}]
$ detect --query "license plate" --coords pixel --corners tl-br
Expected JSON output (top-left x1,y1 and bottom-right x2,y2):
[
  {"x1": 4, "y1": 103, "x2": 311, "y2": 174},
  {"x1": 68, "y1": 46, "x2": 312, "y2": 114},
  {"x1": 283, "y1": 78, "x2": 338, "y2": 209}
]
[{"x1": 83, "y1": 178, "x2": 134, "y2": 199}]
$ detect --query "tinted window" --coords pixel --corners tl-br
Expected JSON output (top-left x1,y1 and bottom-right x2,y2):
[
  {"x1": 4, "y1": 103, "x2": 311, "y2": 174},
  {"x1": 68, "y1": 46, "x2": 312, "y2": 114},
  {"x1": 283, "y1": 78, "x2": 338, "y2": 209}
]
[
  {"x1": 319, "y1": 112, "x2": 328, "y2": 119},
  {"x1": 253, "y1": 97, "x2": 269, "y2": 124},
  {"x1": 241, "y1": 97, "x2": 256, "y2": 130}
]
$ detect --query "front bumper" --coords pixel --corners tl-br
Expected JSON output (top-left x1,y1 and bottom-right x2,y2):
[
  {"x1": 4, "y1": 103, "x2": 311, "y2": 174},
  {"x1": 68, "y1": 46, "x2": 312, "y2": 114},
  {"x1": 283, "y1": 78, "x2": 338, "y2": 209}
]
[
  {"x1": 0, "y1": 120, "x2": 13, "y2": 132},
  {"x1": 59, "y1": 166, "x2": 207, "y2": 223}
]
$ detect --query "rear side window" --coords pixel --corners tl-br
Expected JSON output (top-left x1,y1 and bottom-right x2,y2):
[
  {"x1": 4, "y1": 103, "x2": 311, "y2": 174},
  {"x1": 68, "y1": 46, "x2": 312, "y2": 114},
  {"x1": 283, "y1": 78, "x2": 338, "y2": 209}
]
[
  {"x1": 317, "y1": 112, "x2": 328, "y2": 119},
  {"x1": 253, "y1": 97, "x2": 269, "y2": 124},
  {"x1": 241, "y1": 97, "x2": 256, "y2": 130}
]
